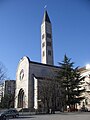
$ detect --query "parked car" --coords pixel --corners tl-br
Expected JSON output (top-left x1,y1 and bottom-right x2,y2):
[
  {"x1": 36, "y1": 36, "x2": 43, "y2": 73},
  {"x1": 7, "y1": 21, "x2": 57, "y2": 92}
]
[
  {"x1": 80, "y1": 107, "x2": 88, "y2": 112},
  {"x1": 0, "y1": 115, "x2": 6, "y2": 120},
  {"x1": 0, "y1": 109, "x2": 19, "y2": 118}
]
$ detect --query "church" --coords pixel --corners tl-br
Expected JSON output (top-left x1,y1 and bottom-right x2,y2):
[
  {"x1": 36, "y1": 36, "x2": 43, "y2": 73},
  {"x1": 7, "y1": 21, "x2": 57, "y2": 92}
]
[
  {"x1": 15, "y1": 10, "x2": 90, "y2": 112},
  {"x1": 15, "y1": 10, "x2": 60, "y2": 111}
]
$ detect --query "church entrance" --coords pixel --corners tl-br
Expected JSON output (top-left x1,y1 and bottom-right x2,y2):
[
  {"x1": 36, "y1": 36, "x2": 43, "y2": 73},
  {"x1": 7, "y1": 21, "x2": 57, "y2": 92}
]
[{"x1": 18, "y1": 88, "x2": 25, "y2": 108}]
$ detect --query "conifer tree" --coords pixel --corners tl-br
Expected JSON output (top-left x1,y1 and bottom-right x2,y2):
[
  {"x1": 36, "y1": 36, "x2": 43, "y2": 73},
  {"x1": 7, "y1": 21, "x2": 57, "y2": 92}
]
[{"x1": 57, "y1": 55, "x2": 85, "y2": 111}]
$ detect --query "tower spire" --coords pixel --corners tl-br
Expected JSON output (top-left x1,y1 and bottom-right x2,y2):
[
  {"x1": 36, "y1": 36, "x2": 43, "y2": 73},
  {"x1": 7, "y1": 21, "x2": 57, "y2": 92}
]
[
  {"x1": 42, "y1": 10, "x2": 51, "y2": 23},
  {"x1": 41, "y1": 11, "x2": 54, "y2": 65}
]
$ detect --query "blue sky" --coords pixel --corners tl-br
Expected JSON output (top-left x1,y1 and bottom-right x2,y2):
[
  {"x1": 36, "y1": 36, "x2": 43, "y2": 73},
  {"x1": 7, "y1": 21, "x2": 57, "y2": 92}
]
[{"x1": 0, "y1": 0, "x2": 90, "y2": 79}]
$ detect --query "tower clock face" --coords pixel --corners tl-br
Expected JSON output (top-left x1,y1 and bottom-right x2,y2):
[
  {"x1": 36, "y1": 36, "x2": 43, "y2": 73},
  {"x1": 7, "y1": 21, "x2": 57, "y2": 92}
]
[{"x1": 20, "y1": 69, "x2": 24, "y2": 80}]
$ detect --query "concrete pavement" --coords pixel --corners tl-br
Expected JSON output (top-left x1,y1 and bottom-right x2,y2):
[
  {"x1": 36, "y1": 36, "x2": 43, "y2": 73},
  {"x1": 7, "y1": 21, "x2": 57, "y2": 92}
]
[{"x1": 11, "y1": 112, "x2": 90, "y2": 120}]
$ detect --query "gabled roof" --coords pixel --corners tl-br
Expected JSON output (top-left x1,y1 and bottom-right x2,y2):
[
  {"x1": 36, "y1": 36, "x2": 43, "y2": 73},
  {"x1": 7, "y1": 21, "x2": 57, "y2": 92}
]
[{"x1": 42, "y1": 10, "x2": 51, "y2": 23}]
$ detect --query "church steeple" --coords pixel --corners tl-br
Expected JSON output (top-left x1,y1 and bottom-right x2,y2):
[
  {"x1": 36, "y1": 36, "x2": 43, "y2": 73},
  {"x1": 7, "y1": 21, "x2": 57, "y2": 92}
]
[
  {"x1": 42, "y1": 10, "x2": 51, "y2": 23},
  {"x1": 41, "y1": 10, "x2": 54, "y2": 65}
]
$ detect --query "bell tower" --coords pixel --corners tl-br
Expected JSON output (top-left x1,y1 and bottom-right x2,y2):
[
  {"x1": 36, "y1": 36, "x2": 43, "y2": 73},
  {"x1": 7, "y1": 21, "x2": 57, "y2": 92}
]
[{"x1": 41, "y1": 10, "x2": 54, "y2": 65}]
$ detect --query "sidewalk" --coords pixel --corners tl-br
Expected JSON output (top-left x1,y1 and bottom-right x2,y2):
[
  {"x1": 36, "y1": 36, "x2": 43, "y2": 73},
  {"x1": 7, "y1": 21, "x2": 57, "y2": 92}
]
[{"x1": 19, "y1": 111, "x2": 85, "y2": 116}]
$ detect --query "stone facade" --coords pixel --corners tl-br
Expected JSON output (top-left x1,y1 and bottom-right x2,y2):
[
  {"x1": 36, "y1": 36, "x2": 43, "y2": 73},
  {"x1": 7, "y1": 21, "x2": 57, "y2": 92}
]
[
  {"x1": 15, "y1": 56, "x2": 59, "y2": 109},
  {"x1": 15, "y1": 56, "x2": 30, "y2": 108},
  {"x1": 79, "y1": 66, "x2": 90, "y2": 110}
]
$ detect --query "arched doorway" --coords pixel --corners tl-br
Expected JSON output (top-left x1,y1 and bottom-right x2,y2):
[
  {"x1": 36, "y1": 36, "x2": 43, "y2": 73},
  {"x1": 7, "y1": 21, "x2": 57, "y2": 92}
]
[{"x1": 18, "y1": 88, "x2": 25, "y2": 108}]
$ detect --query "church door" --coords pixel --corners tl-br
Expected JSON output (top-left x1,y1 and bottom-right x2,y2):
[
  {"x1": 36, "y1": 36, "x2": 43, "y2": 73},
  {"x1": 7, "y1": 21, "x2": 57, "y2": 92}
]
[{"x1": 18, "y1": 89, "x2": 24, "y2": 108}]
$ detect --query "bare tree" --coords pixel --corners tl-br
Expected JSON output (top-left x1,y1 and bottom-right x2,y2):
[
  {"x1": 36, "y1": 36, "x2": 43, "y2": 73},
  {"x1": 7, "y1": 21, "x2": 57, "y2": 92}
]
[
  {"x1": 0, "y1": 62, "x2": 7, "y2": 83},
  {"x1": 38, "y1": 78, "x2": 62, "y2": 113},
  {"x1": 0, "y1": 61, "x2": 7, "y2": 107}
]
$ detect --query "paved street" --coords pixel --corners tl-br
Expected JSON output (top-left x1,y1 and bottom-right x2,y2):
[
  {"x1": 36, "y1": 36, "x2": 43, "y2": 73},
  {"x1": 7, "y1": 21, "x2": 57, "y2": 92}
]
[{"x1": 11, "y1": 112, "x2": 90, "y2": 120}]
